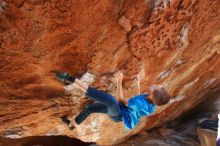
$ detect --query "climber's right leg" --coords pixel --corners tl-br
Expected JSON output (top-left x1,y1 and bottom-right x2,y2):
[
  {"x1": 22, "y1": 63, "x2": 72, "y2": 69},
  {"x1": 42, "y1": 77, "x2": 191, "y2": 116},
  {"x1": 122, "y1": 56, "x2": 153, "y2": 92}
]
[
  {"x1": 85, "y1": 87, "x2": 122, "y2": 122},
  {"x1": 75, "y1": 103, "x2": 108, "y2": 124}
]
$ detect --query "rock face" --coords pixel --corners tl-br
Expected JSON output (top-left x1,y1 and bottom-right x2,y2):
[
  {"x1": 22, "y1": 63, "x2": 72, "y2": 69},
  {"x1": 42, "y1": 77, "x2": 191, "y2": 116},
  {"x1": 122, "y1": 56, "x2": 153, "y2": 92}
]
[
  {"x1": 197, "y1": 128, "x2": 217, "y2": 146},
  {"x1": 0, "y1": 0, "x2": 220, "y2": 145},
  {"x1": 117, "y1": 118, "x2": 200, "y2": 146},
  {"x1": 0, "y1": 136, "x2": 92, "y2": 146}
]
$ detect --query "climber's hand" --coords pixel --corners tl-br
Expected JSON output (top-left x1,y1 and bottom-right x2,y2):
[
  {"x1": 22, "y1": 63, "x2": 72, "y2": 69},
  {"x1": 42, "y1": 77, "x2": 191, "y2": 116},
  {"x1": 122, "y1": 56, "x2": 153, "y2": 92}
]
[{"x1": 115, "y1": 70, "x2": 123, "y2": 82}]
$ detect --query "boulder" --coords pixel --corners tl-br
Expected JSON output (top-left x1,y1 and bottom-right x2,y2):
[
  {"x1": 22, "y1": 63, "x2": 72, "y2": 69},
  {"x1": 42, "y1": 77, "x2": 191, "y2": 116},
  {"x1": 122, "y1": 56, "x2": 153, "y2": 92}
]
[
  {"x1": 197, "y1": 128, "x2": 217, "y2": 146},
  {"x1": 1, "y1": 0, "x2": 220, "y2": 145}
]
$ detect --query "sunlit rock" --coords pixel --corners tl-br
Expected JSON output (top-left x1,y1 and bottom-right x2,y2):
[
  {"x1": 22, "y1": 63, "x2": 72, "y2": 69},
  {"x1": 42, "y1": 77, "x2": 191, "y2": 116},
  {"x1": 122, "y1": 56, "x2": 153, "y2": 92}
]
[{"x1": 0, "y1": 0, "x2": 220, "y2": 145}]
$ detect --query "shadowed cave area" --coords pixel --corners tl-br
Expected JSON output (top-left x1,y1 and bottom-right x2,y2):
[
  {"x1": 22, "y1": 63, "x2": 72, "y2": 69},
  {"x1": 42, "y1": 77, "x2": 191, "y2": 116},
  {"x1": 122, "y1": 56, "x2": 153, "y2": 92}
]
[{"x1": 0, "y1": 0, "x2": 220, "y2": 145}]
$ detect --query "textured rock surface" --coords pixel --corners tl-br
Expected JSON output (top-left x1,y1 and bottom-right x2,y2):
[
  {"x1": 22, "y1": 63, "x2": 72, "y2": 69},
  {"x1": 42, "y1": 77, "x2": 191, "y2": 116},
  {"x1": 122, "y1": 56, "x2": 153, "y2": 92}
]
[
  {"x1": 117, "y1": 124, "x2": 200, "y2": 146},
  {"x1": 0, "y1": 136, "x2": 92, "y2": 146},
  {"x1": 0, "y1": 0, "x2": 220, "y2": 145},
  {"x1": 197, "y1": 128, "x2": 217, "y2": 146}
]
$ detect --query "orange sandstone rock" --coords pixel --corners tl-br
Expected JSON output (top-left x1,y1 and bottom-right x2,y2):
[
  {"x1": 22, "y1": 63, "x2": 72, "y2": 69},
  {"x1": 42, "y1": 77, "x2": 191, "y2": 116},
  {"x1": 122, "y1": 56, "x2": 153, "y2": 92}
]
[{"x1": 0, "y1": 0, "x2": 220, "y2": 145}]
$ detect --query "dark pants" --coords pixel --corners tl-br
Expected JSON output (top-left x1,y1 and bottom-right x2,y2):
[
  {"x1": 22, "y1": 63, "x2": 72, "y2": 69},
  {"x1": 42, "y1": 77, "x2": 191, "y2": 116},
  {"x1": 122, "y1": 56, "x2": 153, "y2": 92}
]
[
  {"x1": 75, "y1": 87, "x2": 122, "y2": 124},
  {"x1": 199, "y1": 119, "x2": 218, "y2": 131}
]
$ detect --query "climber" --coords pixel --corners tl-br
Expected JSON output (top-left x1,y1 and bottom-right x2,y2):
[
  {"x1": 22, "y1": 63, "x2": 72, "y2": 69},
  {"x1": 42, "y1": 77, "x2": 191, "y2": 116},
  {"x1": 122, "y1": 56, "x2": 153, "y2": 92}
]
[{"x1": 54, "y1": 70, "x2": 171, "y2": 129}]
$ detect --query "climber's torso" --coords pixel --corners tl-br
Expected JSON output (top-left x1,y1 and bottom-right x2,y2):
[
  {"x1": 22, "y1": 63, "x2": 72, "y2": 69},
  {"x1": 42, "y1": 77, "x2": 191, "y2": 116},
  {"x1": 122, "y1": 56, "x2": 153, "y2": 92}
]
[{"x1": 119, "y1": 94, "x2": 156, "y2": 129}]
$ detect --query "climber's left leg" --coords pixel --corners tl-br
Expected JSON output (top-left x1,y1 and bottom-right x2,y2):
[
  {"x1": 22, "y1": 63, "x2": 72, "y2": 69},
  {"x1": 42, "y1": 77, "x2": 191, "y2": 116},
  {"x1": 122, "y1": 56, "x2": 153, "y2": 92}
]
[
  {"x1": 85, "y1": 87, "x2": 121, "y2": 121},
  {"x1": 75, "y1": 103, "x2": 108, "y2": 124}
]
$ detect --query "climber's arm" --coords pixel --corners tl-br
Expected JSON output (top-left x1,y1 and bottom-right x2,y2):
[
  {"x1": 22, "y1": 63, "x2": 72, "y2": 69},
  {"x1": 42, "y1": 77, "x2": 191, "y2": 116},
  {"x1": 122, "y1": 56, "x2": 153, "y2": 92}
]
[
  {"x1": 115, "y1": 71, "x2": 129, "y2": 105},
  {"x1": 136, "y1": 73, "x2": 141, "y2": 95}
]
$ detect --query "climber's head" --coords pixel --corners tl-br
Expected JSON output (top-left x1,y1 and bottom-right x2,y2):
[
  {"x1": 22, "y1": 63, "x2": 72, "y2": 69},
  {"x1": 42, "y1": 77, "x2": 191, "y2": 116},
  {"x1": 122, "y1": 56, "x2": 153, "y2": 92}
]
[{"x1": 150, "y1": 85, "x2": 171, "y2": 106}]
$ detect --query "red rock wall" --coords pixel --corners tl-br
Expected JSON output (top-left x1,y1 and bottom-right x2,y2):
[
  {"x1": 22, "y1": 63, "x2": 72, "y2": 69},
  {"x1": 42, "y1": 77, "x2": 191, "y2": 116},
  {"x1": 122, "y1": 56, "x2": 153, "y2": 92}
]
[{"x1": 0, "y1": 0, "x2": 220, "y2": 145}]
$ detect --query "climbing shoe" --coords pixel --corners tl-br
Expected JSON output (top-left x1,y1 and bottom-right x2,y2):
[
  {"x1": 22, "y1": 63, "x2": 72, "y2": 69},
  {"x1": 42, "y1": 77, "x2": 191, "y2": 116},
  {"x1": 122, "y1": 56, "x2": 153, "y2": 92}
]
[
  {"x1": 61, "y1": 116, "x2": 75, "y2": 130},
  {"x1": 54, "y1": 71, "x2": 75, "y2": 85}
]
